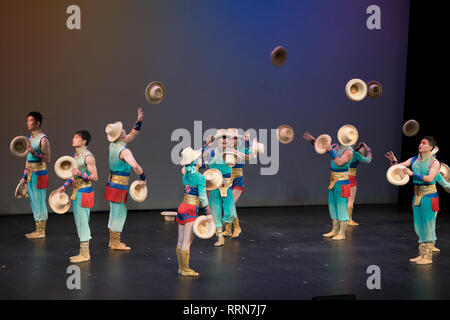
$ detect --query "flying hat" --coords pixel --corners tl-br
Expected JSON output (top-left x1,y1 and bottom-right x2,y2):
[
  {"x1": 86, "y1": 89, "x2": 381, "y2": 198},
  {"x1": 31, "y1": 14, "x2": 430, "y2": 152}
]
[
  {"x1": 10, "y1": 136, "x2": 30, "y2": 158},
  {"x1": 402, "y1": 120, "x2": 420, "y2": 137},
  {"x1": 145, "y1": 81, "x2": 166, "y2": 104},
  {"x1": 180, "y1": 147, "x2": 202, "y2": 166},
  {"x1": 440, "y1": 163, "x2": 450, "y2": 182},
  {"x1": 337, "y1": 124, "x2": 359, "y2": 147},
  {"x1": 54, "y1": 156, "x2": 77, "y2": 180},
  {"x1": 48, "y1": 190, "x2": 71, "y2": 214},
  {"x1": 276, "y1": 125, "x2": 295, "y2": 144},
  {"x1": 15, "y1": 181, "x2": 29, "y2": 199},
  {"x1": 367, "y1": 81, "x2": 383, "y2": 99},
  {"x1": 203, "y1": 169, "x2": 223, "y2": 191},
  {"x1": 129, "y1": 180, "x2": 148, "y2": 202},
  {"x1": 223, "y1": 149, "x2": 243, "y2": 167},
  {"x1": 345, "y1": 79, "x2": 368, "y2": 101},
  {"x1": 386, "y1": 164, "x2": 410, "y2": 186},
  {"x1": 105, "y1": 121, "x2": 123, "y2": 142},
  {"x1": 270, "y1": 46, "x2": 287, "y2": 67},
  {"x1": 193, "y1": 215, "x2": 215, "y2": 239},
  {"x1": 314, "y1": 134, "x2": 332, "y2": 154},
  {"x1": 250, "y1": 138, "x2": 264, "y2": 155}
]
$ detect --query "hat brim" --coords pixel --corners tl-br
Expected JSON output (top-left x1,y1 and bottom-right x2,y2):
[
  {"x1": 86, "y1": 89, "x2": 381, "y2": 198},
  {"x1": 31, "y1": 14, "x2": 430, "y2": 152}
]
[
  {"x1": 106, "y1": 122, "x2": 123, "y2": 142},
  {"x1": 129, "y1": 180, "x2": 148, "y2": 202},
  {"x1": 10, "y1": 136, "x2": 30, "y2": 158},
  {"x1": 271, "y1": 46, "x2": 287, "y2": 67},
  {"x1": 440, "y1": 163, "x2": 450, "y2": 182},
  {"x1": 193, "y1": 215, "x2": 215, "y2": 239},
  {"x1": 314, "y1": 134, "x2": 332, "y2": 154},
  {"x1": 180, "y1": 149, "x2": 202, "y2": 166},
  {"x1": 145, "y1": 81, "x2": 166, "y2": 104},
  {"x1": 54, "y1": 156, "x2": 77, "y2": 180},
  {"x1": 337, "y1": 125, "x2": 359, "y2": 146},
  {"x1": 367, "y1": 81, "x2": 383, "y2": 99},
  {"x1": 345, "y1": 79, "x2": 368, "y2": 101},
  {"x1": 49, "y1": 190, "x2": 71, "y2": 214},
  {"x1": 223, "y1": 150, "x2": 243, "y2": 167},
  {"x1": 386, "y1": 164, "x2": 410, "y2": 186},
  {"x1": 402, "y1": 120, "x2": 420, "y2": 137},
  {"x1": 203, "y1": 169, "x2": 223, "y2": 191},
  {"x1": 15, "y1": 181, "x2": 28, "y2": 199},
  {"x1": 276, "y1": 125, "x2": 295, "y2": 144}
]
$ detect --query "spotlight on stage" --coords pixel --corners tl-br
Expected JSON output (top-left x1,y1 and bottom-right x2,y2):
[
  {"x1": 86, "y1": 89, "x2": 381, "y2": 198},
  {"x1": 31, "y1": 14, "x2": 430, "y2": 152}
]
[{"x1": 345, "y1": 79, "x2": 367, "y2": 101}]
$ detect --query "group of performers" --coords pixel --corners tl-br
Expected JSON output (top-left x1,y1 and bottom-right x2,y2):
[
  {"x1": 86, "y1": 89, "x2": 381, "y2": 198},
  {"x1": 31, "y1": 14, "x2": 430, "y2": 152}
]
[
  {"x1": 15, "y1": 110, "x2": 450, "y2": 275},
  {"x1": 19, "y1": 109, "x2": 147, "y2": 263}
]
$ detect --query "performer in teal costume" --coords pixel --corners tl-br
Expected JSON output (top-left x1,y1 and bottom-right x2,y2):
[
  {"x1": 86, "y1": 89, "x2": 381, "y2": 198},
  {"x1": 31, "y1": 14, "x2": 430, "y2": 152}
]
[
  {"x1": 386, "y1": 136, "x2": 445, "y2": 265},
  {"x1": 21, "y1": 112, "x2": 51, "y2": 239},
  {"x1": 58, "y1": 130, "x2": 98, "y2": 263}
]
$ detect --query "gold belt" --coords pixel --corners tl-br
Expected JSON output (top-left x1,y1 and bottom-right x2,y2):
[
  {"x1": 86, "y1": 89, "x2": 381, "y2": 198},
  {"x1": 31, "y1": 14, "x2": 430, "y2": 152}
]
[
  {"x1": 328, "y1": 171, "x2": 349, "y2": 190},
  {"x1": 219, "y1": 177, "x2": 232, "y2": 197},
  {"x1": 109, "y1": 174, "x2": 130, "y2": 186},
  {"x1": 414, "y1": 184, "x2": 437, "y2": 206},
  {"x1": 71, "y1": 178, "x2": 92, "y2": 200},
  {"x1": 26, "y1": 162, "x2": 47, "y2": 182},
  {"x1": 183, "y1": 194, "x2": 200, "y2": 206},
  {"x1": 231, "y1": 167, "x2": 244, "y2": 179},
  {"x1": 348, "y1": 168, "x2": 357, "y2": 176}
]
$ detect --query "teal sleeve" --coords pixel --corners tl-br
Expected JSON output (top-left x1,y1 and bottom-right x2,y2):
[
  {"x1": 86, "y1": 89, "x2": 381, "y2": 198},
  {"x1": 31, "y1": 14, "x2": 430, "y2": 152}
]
[
  {"x1": 437, "y1": 173, "x2": 450, "y2": 190},
  {"x1": 198, "y1": 175, "x2": 209, "y2": 208},
  {"x1": 355, "y1": 151, "x2": 372, "y2": 164}
]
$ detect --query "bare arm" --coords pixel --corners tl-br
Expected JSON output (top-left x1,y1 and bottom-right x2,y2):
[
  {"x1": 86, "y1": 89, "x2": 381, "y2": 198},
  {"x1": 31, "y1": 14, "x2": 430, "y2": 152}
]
[
  {"x1": 85, "y1": 156, "x2": 98, "y2": 182},
  {"x1": 123, "y1": 107, "x2": 144, "y2": 144},
  {"x1": 332, "y1": 149, "x2": 353, "y2": 166},
  {"x1": 120, "y1": 148, "x2": 145, "y2": 179},
  {"x1": 404, "y1": 160, "x2": 440, "y2": 183},
  {"x1": 302, "y1": 132, "x2": 316, "y2": 149},
  {"x1": 385, "y1": 151, "x2": 411, "y2": 168},
  {"x1": 40, "y1": 137, "x2": 51, "y2": 163}
]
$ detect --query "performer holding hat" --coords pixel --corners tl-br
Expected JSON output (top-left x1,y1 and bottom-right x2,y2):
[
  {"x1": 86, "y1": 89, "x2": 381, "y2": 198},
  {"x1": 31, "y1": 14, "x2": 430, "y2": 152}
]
[
  {"x1": 203, "y1": 129, "x2": 238, "y2": 247},
  {"x1": 104, "y1": 108, "x2": 147, "y2": 251},
  {"x1": 347, "y1": 141, "x2": 373, "y2": 226},
  {"x1": 303, "y1": 127, "x2": 355, "y2": 241},
  {"x1": 385, "y1": 136, "x2": 444, "y2": 265},
  {"x1": 176, "y1": 147, "x2": 214, "y2": 277},
  {"x1": 56, "y1": 130, "x2": 98, "y2": 263},
  {"x1": 21, "y1": 112, "x2": 51, "y2": 239}
]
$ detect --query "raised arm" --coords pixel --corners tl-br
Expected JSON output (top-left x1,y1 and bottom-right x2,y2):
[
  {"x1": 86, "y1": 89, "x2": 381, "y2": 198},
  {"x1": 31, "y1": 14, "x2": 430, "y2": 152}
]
[
  {"x1": 385, "y1": 151, "x2": 411, "y2": 168},
  {"x1": 123, "y1": 107, "x2": 144, "y2": 144},
  {"x1": 302, "y1": 131, "x2": 316, "y2": 149},
  {"x1": 328, "y1": 147, "x2": 353, "y2": 166},
  {"x1": 355, "y1": 144, "x2": 372, "y2": 164}
]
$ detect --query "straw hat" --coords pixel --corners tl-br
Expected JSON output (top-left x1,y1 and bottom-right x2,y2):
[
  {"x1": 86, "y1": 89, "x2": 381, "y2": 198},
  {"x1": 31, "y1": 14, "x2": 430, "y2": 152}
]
[
  {"x1": 145, "y1": 81, "x2": 166, "y2": 104},
  {"x1": 193, "y1": 215, "x2": 216, "y2": 239},
  {"x1": 10, "y1": 136, "x2": 30, "y2": 158},
  {"x1": 345, "y1": 79, "x2": 368, "y2": 101},
  {"x1": 386, "y1": 164, "x2": 410, "y2": 186},
  {"x1": 129, "y1": 180, "x2": 148, "y2": 202},
  {"x1": 431, "y1": 146, "x2": 439, "y2": 156},
  {"x1": 270, "y1": 46, "x2": 287, "y2": 67},
  {"x1": 160, "y1": 211, "x2": 177, "y2": 222},
  {"x1": 402, "y1": 120, "x2": 420, "y2": 137},
  {"x1": 180, "y1": 147, "x2": 202, "y2": 166},
  {"x1": 367, "y1": 81, "x2": 383, "y2": 99},
  {"x1": 223, "y1": 149, "x2": 243, "y2": 167},
  {"x1": 440, "y1": 163, "x2": 450, "y2": 182},
  {"x1": 54, "y1": 156, "x2": 77, "y2": 179},
  {"x1": 49, "y1": 190, "x2": 71, "y2": 214},
  {"x1": 105, "y1": 121, "x2": 123, "y2": 142},
  {"x1": 314, "y1": 134, "x2": 332, "y2": 154},
  {"x1": 15, "y1": 181, "x2": 29, "y2": 199},
  {"x1": 250, "y1": 138, "x2": 264, "y2": 155},
  {"x1": 276, "y1": 125, "x2": 295, "y2": 144},
  {"x1": 337, "y1": 125, "x2": 359, "y2": 146},
  {"x1": 203, "y1": 169, "x2": 223, "y2": 191},
  {"x1": 227, "y1": 128, "x2": 243, "y2": 138},
  {"x1": 214, "y1": 128, "x2": 228, "y2": 139}
]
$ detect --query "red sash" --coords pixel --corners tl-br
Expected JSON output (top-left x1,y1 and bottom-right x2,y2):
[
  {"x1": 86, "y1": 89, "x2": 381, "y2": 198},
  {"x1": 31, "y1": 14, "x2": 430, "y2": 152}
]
[{"x1": 104, "y1": 186, "x2": 128, "y2": 204}]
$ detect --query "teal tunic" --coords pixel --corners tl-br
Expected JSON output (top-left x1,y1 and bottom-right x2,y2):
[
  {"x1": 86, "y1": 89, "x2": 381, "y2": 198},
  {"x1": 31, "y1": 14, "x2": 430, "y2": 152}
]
[
  {"x1": 411, "y1": 155, "x2": 439, "y2": 243},
  {"x1": 27, "y1": 131, "x2": 48, "y2": 221},
  {"x1": 72, "y1": 147, "x2": 94, "y2": 242},
  {"x1": 328, "y1": 145, "x2": 352, "y2": 222},
  {"x1": 107, "y1": 141, "x2": 131, "y2": 232},
  {"x1": 208, "y1": 148, "x2": 237, "y2": 228}
]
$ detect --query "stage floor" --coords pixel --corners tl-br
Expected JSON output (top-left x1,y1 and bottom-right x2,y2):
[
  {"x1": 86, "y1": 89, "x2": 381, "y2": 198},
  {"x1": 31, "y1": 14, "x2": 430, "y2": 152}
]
[{"x1": 1, "y1": 204, "x2": 450, "y2": 300}]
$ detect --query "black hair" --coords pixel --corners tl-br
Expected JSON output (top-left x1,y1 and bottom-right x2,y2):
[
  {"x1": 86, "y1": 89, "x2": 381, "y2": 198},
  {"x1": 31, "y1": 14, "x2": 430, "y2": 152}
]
[
  {"x1": 27, "y1": 111, "x2": 43, "y2": 127},
  {"x1": 75, "y1": 130, "x2": 92, "y2": 146},
  {"x1": 422, "y1": 136, "x2": 437, "y2": 148}
]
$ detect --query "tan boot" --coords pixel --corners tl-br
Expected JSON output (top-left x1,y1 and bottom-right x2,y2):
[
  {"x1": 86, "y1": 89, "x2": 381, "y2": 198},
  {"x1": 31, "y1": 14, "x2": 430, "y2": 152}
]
[
  {"x1": 410, "y1": 244, "x2": 425, "y2": 262},
  {"x1": 25, "y1": 220, "x2": 46, "y2": 239},
  {"x1": 176, "y1": 246, "x2": 182, "y2": 274},
  {"x1": 323, "y1": 219, "x2": 339, "y2": 238},
  {"x1": 214, "y1": 228, "x2": 225, "y2": 247},
  {"x1": 416, "y1": 242, "x2": 433, "y2": 265},
  {"x1": 347, "y1": 207, "x2": 359, "y2": 226},
  {"x1": 70, "y1": 241, "x2": 91, "y2": 263},
  {"x1": 109, "y1": 231, "x2": 131, "y2": 251},
  {"x1": 180, "y1": 250, "x2": 199, "y2": 277},
  {"x1": 223, "y1": 223, "x2": 232, "y2": 237},
  {"x1": 433, "y1": 246, "x2": 440, "y2": 253},
  {"x1": 332, "y1": 221, "x2": 347, "y2": 241},
  {"x1": 232, "y1": 217, "x2": 242, "y2": 238}
]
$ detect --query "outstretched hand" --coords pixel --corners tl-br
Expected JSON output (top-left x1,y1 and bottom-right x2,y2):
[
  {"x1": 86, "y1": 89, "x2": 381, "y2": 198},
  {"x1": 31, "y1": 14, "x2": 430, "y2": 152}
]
[
  {"x1": 302, "y1": 132, "x2": 315, "y2": 142},
  {"x1": 137, "y1": 107, "x2": 144, "y2": 122},
  {"x1": 385, "y1": 151, "x2": 397, "y2": 163}
]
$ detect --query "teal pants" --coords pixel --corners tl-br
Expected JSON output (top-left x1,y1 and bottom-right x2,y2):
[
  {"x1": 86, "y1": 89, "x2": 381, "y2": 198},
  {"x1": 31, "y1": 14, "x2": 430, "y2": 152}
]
[
  {"x1": 108, "y1": 201, "x2": 128, "y2": 232},
  {"x1": 209, "y1": 188, "x2": 237, "y2": 228},
  {"x1": 72, "y1": 191, "x2": 92, "y2": 242},
  {"x1": 328, "y1": 183, "x2": 349, "y2": 222},
  {"x1": 27, "y1": 173, "x2": 48, "y2": 222},
  {"x1": 413, "y1": 196, "x2": 437, "y2": 243}
]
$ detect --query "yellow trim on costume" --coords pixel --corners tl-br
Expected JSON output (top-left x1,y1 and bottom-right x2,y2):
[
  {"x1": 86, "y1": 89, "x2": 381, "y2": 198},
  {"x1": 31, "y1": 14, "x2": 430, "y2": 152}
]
[
  {"x1": 348, "y1": 168, "x2": 357, "y2": 176},
  {"x1": 183, "y1": 194, "x2": 200, "y2": 206},
  {"x1": 71, "y1": 178, "x2": 92, "y2": 200},
  {"x1": 110, "y1": 174, "x2": 130, "y2": 186},
  {"x1": 414, "y1": 184, "x2": 437, "y2": 206},
  {"x1": 26, "y1": 162, "x2": 47, "y2": 182},
  {"x1": 219, "y1": 178, "x2": 232, "y2": 197},
  {"x1": 328, "y1": 171, "x2": 349, "y2": 190}
]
